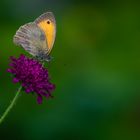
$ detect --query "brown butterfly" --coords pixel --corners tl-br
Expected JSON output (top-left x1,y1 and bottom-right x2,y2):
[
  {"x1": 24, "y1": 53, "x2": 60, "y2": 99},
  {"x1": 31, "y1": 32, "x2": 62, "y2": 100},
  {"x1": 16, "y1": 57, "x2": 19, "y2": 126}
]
[{"x1": 13, "y1": 12, "x2": 56, "y2": 61}]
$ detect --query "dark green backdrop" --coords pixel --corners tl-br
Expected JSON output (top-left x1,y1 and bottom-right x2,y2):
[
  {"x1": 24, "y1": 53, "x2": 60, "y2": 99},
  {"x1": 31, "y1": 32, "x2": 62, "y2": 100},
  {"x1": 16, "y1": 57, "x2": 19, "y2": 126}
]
[{"x1": 0, "y1": 0, "x2": 140, "y2": 140}]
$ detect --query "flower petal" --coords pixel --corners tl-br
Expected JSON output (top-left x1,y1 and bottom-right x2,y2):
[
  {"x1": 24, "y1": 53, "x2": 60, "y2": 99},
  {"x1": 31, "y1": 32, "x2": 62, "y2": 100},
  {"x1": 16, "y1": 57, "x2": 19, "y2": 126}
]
[{"x1": 8, "y1": 54, "x2": 55, "y2": 104}]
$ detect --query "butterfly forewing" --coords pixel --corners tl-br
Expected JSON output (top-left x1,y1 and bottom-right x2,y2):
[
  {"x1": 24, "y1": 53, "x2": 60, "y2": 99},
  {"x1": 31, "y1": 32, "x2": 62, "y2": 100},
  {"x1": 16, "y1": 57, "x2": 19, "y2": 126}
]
[{"x1": 35, "y1": 12, "x2": 56, "y2": 55}]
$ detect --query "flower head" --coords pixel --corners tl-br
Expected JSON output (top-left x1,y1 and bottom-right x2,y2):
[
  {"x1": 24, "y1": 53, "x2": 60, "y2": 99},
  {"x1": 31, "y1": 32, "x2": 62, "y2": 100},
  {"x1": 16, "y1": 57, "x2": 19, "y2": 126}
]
[{"x1": 7, "y1": 54, "x2": 55, "y2": 104}]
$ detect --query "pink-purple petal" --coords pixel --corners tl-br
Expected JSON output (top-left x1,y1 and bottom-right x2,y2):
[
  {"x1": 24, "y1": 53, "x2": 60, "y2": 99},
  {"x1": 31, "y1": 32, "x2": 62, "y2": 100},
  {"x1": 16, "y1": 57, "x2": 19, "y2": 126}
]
[{"x1": 8, "y1": 54, "x2": 55, "y2": 104}]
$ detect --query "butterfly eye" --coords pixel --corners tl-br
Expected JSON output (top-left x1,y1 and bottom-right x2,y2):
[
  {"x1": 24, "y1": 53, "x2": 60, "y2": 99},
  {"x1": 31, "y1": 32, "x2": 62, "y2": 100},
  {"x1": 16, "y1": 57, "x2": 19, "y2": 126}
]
[{"x1": 47, "y1": 20, "x2": 50, "y2": 24}]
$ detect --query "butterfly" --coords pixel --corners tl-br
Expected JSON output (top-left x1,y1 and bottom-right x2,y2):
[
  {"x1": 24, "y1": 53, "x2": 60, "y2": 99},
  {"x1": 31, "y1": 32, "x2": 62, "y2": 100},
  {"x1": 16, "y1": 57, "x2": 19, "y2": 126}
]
[{"x1": 13, "y1": 12, "x2": 56, "y2": 61}]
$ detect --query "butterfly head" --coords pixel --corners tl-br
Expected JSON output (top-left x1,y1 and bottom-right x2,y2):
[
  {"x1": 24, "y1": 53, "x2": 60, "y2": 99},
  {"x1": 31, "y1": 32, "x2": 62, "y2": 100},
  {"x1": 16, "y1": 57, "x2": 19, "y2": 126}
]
[{"x1": 35, "y1": 50, "x2": 51, "y2": 62}]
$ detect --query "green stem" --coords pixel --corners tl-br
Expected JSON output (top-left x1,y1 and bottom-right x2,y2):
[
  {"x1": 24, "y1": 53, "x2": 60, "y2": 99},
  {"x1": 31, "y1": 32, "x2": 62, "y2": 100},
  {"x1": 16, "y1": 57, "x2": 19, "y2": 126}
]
[{"x1": 0, "y1": 86, "x2": 22, "y2": 124}]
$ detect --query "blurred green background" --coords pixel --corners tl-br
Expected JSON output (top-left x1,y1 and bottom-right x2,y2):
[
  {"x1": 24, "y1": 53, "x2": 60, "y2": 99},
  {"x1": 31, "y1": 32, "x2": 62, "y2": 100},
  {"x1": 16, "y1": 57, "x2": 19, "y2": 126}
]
[{"x1": 0, "y1": 0, "x2": 140, "y2": 139}]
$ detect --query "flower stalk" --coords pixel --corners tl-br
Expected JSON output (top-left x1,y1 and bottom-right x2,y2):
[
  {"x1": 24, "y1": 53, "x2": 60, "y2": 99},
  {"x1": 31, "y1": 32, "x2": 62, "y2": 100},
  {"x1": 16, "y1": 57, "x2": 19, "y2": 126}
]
[{"x1": 0, "y1": 86, "x2": 22, "y2": 124}]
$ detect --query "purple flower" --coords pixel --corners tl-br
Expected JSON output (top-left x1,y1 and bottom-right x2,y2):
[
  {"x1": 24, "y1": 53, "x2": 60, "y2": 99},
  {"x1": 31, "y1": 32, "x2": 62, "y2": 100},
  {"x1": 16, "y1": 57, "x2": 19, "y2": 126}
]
[{"x1": 7, "y1": 54, "x2": 55, "y2": 104}]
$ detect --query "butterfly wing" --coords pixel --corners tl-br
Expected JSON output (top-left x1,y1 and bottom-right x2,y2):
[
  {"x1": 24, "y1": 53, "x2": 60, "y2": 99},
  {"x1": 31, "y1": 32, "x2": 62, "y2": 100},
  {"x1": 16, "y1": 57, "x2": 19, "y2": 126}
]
[
  {"x1": 13, "y1": 22, "x2": 49, "y2": 59},
  {"x1": 35, "y1": 12, "x2": 56, "y2": 55}
]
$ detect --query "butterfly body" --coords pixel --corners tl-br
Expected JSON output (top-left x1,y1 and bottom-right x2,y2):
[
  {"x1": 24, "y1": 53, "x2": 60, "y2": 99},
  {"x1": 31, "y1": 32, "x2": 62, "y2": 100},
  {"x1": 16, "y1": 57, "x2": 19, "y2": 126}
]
[{"x1": 14, "y1": 12, "x2": 56, "y2": 61}]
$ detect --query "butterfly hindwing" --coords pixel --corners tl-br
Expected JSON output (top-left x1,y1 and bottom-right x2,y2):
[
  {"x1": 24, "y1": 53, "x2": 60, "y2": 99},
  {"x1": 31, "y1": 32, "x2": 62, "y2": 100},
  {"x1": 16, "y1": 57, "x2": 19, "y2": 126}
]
[{"x1": 13, "y1": 22, "x2": 48, "y2": 58}]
